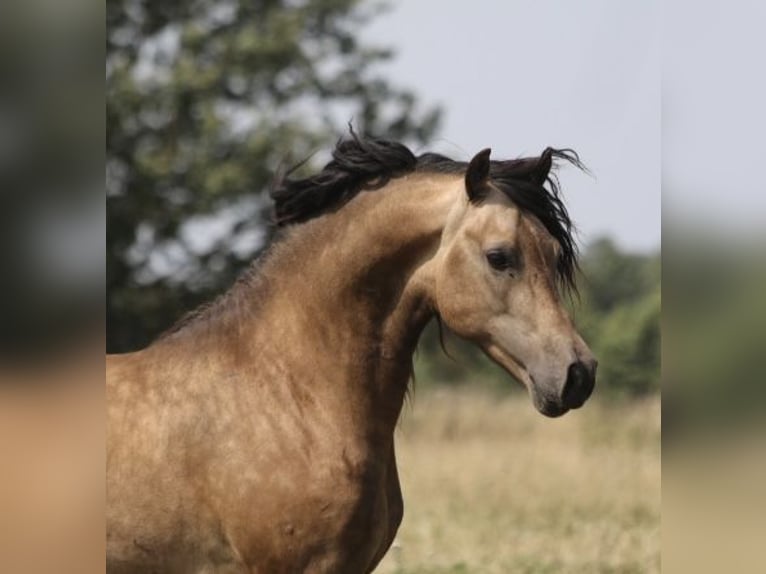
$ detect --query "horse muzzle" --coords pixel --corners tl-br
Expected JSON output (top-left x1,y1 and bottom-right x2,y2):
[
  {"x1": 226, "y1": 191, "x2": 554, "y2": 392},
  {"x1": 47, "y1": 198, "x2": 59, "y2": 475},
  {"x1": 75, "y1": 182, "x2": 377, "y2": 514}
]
[{"x1": 531, "y1": 359, "x2": 597, "y2": 417}]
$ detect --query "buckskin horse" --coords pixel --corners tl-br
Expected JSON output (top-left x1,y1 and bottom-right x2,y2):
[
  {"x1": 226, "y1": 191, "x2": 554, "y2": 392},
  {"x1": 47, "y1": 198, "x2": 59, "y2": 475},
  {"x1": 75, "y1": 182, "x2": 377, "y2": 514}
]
[{"x1": 107, "y1": 133, "x2": 597, "y2": 573}]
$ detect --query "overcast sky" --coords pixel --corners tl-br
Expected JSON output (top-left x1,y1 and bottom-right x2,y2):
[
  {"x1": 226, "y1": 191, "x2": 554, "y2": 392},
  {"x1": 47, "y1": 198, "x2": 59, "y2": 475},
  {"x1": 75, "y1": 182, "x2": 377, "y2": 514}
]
[
  {"x1": 663, "y1": 0, "x2": 766, "y2": 235},
  {"x1": 364, "y1": 1, "x2": 660, "y2": 253}
]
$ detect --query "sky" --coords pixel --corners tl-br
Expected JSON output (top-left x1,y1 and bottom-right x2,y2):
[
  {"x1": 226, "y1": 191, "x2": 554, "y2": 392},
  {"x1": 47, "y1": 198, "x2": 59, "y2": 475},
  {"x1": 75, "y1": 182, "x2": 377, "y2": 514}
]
[
  {"x1": 663, "y1": 0, "x2": 766, "y2": 235},
  {"x1": 363, "y1": 1, "x2": 661, "y2": 253}
]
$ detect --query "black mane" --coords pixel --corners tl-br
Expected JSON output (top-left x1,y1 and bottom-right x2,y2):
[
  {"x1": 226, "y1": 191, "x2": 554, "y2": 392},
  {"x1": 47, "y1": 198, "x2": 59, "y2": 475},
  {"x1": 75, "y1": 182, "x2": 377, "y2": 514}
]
[{"x1": 271, "y1": 132, "x2": 585, "y2": 292}]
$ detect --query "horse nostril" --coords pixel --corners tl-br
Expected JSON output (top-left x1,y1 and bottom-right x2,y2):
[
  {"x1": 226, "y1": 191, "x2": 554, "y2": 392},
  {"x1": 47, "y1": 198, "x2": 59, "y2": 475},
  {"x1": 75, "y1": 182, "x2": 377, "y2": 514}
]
[{"x1": 562, "y1": 361, "x2": 595, "y2": 409}]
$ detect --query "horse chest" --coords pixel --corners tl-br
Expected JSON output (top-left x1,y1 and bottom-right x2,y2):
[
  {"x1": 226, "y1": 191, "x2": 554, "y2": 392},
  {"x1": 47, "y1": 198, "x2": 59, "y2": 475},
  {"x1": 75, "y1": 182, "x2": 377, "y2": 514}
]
[{"x1": 226, "y1": 451, "x2": 402, "y2": 573}]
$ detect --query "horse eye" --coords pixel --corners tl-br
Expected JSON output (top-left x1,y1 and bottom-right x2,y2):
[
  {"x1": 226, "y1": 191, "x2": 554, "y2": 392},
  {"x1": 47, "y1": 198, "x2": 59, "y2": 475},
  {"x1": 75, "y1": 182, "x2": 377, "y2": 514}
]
[{"x1": 485, "y1": 249, "x2": 517, "y2": 272}]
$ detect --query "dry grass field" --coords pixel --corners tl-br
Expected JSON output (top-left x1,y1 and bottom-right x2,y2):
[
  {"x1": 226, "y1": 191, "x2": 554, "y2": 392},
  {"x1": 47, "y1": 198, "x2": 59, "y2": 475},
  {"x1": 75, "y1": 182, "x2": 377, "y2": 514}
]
[{"x1": 376, "y1": 388, "x2": 660, "y2": 574}]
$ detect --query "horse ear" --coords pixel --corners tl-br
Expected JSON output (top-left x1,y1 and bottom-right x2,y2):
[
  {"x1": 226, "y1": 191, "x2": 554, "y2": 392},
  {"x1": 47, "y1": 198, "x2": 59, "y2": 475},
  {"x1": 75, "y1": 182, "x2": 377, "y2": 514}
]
[
  {"x1": 465, "y1": 148, "x2": 492, "y2": 202},
  {"x1": 533, "y1": 148, "x2": 554, "y2": 185}
]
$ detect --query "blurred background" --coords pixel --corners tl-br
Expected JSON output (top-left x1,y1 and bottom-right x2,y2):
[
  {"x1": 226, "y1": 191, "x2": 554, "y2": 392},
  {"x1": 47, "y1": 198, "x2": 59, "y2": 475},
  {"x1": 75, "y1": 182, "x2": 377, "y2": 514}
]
[
  {"x1": 1, "y1": 0, "x2": 764, "y2": 571},
  {"x1": 105, "y1": 1, "x2": 661, "y2": 572},
  {"x1": 663, "y1": 2, "x2": 766, "y2": 573}
]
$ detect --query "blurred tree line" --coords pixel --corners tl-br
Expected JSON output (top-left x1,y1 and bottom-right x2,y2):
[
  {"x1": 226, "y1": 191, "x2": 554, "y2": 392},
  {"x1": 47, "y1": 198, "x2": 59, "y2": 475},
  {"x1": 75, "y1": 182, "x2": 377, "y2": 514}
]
[
  {"x1": 419, "y1": 238, "x2": 661, "y2": 397},
  {"x1": 574, "y1": 237, "x2": 660, "y2": 396},
  {"x1": 663, "y1": 232, "x2": 766, "y2": 437},
  {"x1": 107, "y1": 0, "x2": 660, "y2": 398},
  {"x1": 107, "y1": 0, "x2": 440, "y2": 352}
]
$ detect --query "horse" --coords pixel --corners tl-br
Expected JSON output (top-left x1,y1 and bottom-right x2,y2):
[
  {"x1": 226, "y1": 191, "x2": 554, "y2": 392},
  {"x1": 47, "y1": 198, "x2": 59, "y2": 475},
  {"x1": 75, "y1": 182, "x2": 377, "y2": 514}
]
[{"x1": 106, "y1": 133, "x2": 597, "y2": 573}]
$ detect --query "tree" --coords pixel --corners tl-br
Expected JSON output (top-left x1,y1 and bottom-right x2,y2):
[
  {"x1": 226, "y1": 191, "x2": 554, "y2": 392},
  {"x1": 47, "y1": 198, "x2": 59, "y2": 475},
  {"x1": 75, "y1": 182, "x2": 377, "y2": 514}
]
[
  {"x1": 107, "y1": 0, "x2": 441, "y2": 352},
  {"x1": 575, "y1": 238, "x2": 661, "y2": 396}
]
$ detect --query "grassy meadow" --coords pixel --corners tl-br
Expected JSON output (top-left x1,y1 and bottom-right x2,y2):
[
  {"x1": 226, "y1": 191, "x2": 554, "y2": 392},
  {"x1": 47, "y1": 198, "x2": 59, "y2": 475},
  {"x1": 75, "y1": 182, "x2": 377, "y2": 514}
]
[{"x1": 376, "y1": 388, "x2": 660, "y2": 574}]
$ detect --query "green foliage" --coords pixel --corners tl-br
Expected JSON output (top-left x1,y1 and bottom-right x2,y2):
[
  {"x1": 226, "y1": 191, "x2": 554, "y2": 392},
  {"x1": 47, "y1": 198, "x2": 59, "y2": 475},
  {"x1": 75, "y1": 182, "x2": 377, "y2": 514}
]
[
  {"x1": 576, "y1": 238, "x2": 661, "y2": 396},
  {"x1": 576, "y1": 237, "x2": 658, "y2": 315},
  {"x1": 664, "y1": 235, "x2": 766, "y2": 436},
  {"x1": 107, "y1": 0, "x2": 441, "y2": 352},
  {"x1": 587, "y1": 279, "x2": 660, "y2": 397}
]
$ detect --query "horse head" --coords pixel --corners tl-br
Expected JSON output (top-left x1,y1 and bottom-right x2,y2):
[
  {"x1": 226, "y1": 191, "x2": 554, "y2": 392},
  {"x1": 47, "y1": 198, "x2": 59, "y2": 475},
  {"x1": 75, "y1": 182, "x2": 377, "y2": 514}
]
[{"x1": 429, "y1": 147, "x2": 597, "y2": 417}]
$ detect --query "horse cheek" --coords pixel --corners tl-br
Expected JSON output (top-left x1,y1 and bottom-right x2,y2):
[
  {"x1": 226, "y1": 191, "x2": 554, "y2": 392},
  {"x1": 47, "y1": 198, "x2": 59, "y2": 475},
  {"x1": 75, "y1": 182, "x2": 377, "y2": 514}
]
[{"x1": 435, "y1": 252, "x2": 487, "y2": 338}]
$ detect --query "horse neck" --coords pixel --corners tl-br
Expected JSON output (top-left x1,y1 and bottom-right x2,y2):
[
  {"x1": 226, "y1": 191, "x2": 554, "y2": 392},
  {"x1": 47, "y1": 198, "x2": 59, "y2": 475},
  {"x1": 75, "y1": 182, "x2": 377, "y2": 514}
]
[{"x1": 262, "y1": 174, "x2": 462, "y2": 434}]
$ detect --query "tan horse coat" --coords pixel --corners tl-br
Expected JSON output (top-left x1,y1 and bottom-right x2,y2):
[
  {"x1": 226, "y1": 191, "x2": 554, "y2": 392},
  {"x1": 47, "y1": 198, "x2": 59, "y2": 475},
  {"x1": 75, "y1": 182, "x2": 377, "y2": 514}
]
[
  {"x1": 108, "y1": 176, "x2": 461, "y2": 572},
  {"x1": 108, "y1": 154, "x2": 595, "y2": 572}
]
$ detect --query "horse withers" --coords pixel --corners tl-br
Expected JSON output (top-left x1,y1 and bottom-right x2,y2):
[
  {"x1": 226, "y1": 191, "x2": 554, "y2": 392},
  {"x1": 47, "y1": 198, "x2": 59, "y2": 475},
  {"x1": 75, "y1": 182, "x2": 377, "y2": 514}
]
[{"x1": 106, "y1": 134, "x2": 596, "y2": 573}]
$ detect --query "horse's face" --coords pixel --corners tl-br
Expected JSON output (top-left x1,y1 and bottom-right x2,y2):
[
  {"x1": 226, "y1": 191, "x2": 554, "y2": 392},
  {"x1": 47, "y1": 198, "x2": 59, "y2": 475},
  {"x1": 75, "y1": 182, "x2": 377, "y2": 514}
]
[{"x1": 433, "y1": 149, "x2": 596, "y2": 417}]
